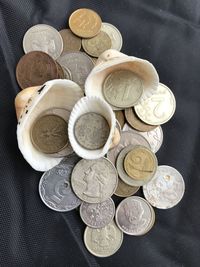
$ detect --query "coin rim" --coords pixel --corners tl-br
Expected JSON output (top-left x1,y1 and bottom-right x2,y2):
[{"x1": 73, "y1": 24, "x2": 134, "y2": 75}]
[{"x1": 101, "y1": 22, "x2": 123, "y2": 51}]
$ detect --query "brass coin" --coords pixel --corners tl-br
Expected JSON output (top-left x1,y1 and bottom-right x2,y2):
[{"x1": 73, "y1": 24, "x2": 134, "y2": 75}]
[
  {"x1": 59, "y1": 29, "x2": 81, "y2": 52},
  {"x1": 55, "y1": 62, "x2": 65, "y2": 79},
  {"x1": 125, "y1": 107, "x2": 157, "y2": 132},
  {"x1": 114, "y1": 178, "x2": 140, "y2": 197},
  {"x1": 82, "y1": 31, "x2": 112, "y2": 57},
  {"x1": 31, "y1": 114, "x2": 68, "y2": 154},
  {"x1": 69, "y1": 8, "x2": 102, "y2": 38},
  {"x1": 114, "y1": 110, "x2": 125, "y2": 128},
  {"x1": 124, "y1": 146, "x2": 157, "y2": 180},
  {"x1": 16, "y1": 51, "x2": 58, "y2": 89}
]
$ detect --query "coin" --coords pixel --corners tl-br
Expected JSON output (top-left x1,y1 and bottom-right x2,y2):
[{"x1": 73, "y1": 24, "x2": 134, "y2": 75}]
[
  {"x1": 80, "y1": 198, "x2": 115, "y2": 228},
  {"x1": 124, "y1": 107, "x2": 156, "y2": 132},
  {"x1": 31, "y1": 114, "x2": 68, "y2": 154},
  {"x1": 69, "y1": 8, "x2": 102, "y2": 38},
  {"x1": 135, "y1": 83, "x2": 176, "y2": 125},
  {"x1": 56, "y1": 62, "x2": 65, "y2": 79},
  {"x1": 82, "y1": 31, "x2": 112, "y2": 57},
  {"x1": 62, "y1": 66, "x2": 72, "y2": 80},
  {"x1": 114, "y1": 178, "x2": 140, "y2": 197},
  {"x1": 71, "y1": 157, "x2": 118, "y2": 203},
  {"x1": 23, "y1": 24, "x2": 63, "y2": 60},
  {"x1": 115, "y1": 196, "x2": 155, "y2": 235},
  {"x1": 103, "y1": 70, "x2": 143, "y2": 108},
  {"x1": 84, "y1": 220, "x2": 123, "y2": 257},
  {"x1": 143, "y1": 165, "x2": 185, "y2": 209},
  {"x1": 124, "y1": 146, "x2": 157, "y2": 181},
  {"x1": 59, "y1": 29, "x2": 81, "y2": 52},
  {"x1": 39, "y1": 153, "x2": 82, "y2": 212},
  {"x1": 114, "y1": 110, "x2": 125, "y2": 128},
  {"x1": 107, "y1": 131, "x2": 150, "y2": 165},
  {"x1": 16, "y1": 51, "x2": 58, "y2": 89},
  {"x1": 101, "y1": 22, "x2": 123, "y2": 51}
]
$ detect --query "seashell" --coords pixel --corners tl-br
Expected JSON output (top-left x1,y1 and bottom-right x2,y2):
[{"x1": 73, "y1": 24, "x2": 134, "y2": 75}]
[
  {"x1": 85, "y1": 49, "x2": 159, "y2": 110},
  {"x1": 68, "y1": 96, "x2": 116, "y2": 159},
  {"x1": 17, "y1": 79, "x2": 84, "y2": 171}
]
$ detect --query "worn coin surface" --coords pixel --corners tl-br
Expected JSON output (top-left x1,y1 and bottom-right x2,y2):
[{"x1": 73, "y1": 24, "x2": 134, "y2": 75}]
[
  {"x1": 23, "y1": 24, "x2": 63, "y2": 59},
  {"x1": 82, "y1": 31, "x2": 112, "y2": 57},
  {"x1": 16, "y1": 51, "x2": 58, "y2": 89},
  {"x1": 103, "y1": 70, "x2": 143, "y2": 108},
  {"x1": 114, "y1": 110, "x2": 125, "y2": 129},
  {"x1": 39, "y1": 153, "x2": 82, "y2": 212},
  {"x1": 31, "y1": 114, "x2": 68, "y2": 154},
  {"x1": 80, "y1": 198, "x2": 115, "y2": 228},
  {"x1": 84, "y1": 220, "x2": 123, "y2": 257},
  {"x1": 115, "y1": 196, "x2": 154, "y2": 235},
  {"x1": 69, "y1": 8, "x2": 102, "y2": 38},
  {"x1": 59, "y1": 29, "x2": 81, "y2": 52},
  {"x1": 135, "y1": 83, "x2": 176, "y2": 125},
  {"x1": 101, "y1": 22, "x2": 123, "y2": 51},
  {"x1": 74, "y1": 112, "x2": 110, "y2": 150},
  {"x1": 56, "y1": 62, "x2": 65, "y2": 79},
  {"x1": 71, "y1": 157, "x2": 118, "y2": 203},
  {"x1": 143, "y1": 165, "x2": 185, "y2": 209},
  {"x1": 114, "y1": 178, "x2": 140, "y2": 197}
]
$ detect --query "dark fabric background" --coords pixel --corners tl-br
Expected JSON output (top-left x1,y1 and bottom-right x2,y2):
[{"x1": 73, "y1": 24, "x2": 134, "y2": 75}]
[{"x1": 0, "y1": 0, "x2": 199, "y2": 266}]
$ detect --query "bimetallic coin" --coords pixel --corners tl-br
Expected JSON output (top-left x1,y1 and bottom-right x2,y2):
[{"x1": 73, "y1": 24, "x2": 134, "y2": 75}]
[
  {"x1": 69, "y1": 8, "x2": 102, "y2": 38},
  {"x1": 23, "y1": 24, "x2": 63, "y2": 59},
  {"x1": 59, "y1": 29, "x2": 81, "y2": 52},
  {"x1": 82, "y1": 31, "x2": 112, "y2": 57},
  {"x1": 114, "y1": 178, "x2": 140, "y2": 197},
  {"x1": 84, "y1": 220, "x2": 123, "y2": 257},
  {"x1": 115, "y1": 196, "x2": 155, "y2": 235},
  {"x1": 71, "y1": 157, "x2": 118, "y2": 203},
  {"x1": 143, "y1": 165, "x2": 185, "y2": 209},
  {"x1": 135, "y1": 83, "x2": 176, "y2": 125},
  {"x1": 80, "y1": 198, "x2": 115, "y2": 228},
  {"x1": 103, "y1": 70, "x2": 143, "y2": 108},
  {"x1": 101, "y1": 22, "x2": 123, "y2": 51},
  {"x1": 39, "y1": 153, "x2": 82, "y2": 212},
  {"x1": 114, "y1": 110, "x2": 125, "y2": 129},
  {"x1": 74, "y1": 112, "x2": 110, "y2": 150},
  {"x1": 31, "y1": 114, "x2": 68, "y2": 154}
]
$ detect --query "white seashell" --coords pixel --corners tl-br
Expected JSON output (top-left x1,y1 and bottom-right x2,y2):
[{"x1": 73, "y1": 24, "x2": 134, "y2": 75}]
[
  {"x1": 68, "y1": 96, "x2": 116, "y2": 159},
  {"x1": 17, "y1": 79, "x2": 84, "y2": 171}
]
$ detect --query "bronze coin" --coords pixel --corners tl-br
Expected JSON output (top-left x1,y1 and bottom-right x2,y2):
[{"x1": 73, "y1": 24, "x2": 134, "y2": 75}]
[
  {"x1": 59, "y1": 29, "x2": 82, "y2": 52},
  {"x1": 56, "y1": 62, "x2": 65, "y2": 79},
  {"x1": 16, "y1": 51, "x2": 58, "y2": 89},
  {"x1": 114, "y1": 110, "x2": 125, "y2": 128},
  {"x1": 114, "y1": 178, "x2": 140, "y2": 197}
]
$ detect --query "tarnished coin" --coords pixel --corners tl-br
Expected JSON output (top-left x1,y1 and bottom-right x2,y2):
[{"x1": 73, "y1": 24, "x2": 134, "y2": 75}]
[
  {"x1": 124, "y1": 107, "x2": 156, "y2": 132},
  {"x1": 80, "y1": 198, "x2": 115, "y2": 228},
  {"x1": 16, "y1": 51, "x2": 58, "y2": 89},
  {"x1": 135, "y1": 83, "x2": 176, "y2": 125},
  {"x1": 124, "y1": 146, "x2": 157, "y2": 181},
  {"x1": 143, "y1": 165, "x2": 185, "y2": 209},
  {"x1": 114, "y1": 178, "x2": 140, "y2": 197},
  {"x1": 71, "y1": 157, "x2": 118, "y2": 203},
  {"x1": 74, "y1": 112, "x2": 110, "y2": 150},
  {"x1": 123, "y1": 123, "x2": 163, "y2": 153},
  {"x1": 39, "y1": 153, "x2": 82, "y2": 212},
  {"x1": 107, "y1": 131, "x2": 150, "y2": 165},
  {"x1": 84, "y1": 220, "x2": 123, "y2": 257},
  {"x1": 69, "y1": 8, "x2": 102, "y2": 38},
  {"x1": 103, "y1": 70, "x2": 143, "y2": 108},
  {"x1": 82, "y1": 31, "x2": 112, "y2": 57},
  {"x1": 23, "y1": 24, "x2": 63, "y2": 59},
  {"x1": 57, "y1": 52, "x2": 94, "y2": 87},
  {"x1": 56, "y1": 62, "x2": 65, "y2": 79},
  {"x1": 115, "y1": 196, "x2": 155, "y2": 235},
  {"x1": 101, "y1": 22, "x2": 123, "y2": 51},
  {"x1": 59, "y1": 29, "x2": 81, "y2": 52},
  {"x1": 114, "y1": 110, "x2": 125, "y2": 129},
  {"x1": 31, "y1": 114, "x2": 68, "y2": 154}
]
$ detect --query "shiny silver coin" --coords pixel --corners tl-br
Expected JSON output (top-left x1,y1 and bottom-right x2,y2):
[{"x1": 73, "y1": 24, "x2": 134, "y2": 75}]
[
  {"x1": 101, "y1": 22, "x2": 123, "y2": 51},
  {"x1": 39, "y1": 153, "x2": 82, "y2": 211}
]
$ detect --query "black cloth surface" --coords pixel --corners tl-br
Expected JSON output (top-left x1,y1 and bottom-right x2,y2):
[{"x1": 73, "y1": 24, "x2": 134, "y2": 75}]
[{"x1": 0, "y1": 0, "x2": 199, "y2": 266}]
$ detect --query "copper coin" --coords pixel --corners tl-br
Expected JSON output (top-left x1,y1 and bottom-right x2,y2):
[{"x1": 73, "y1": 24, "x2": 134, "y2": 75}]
[
  {"x1": 59, "y1": 29, "x2": 81, "y2": 52},
  {"x1": 114, "y1": 110, "x2": 125, "y2": 128},
  {"x1": 16, "y1": 51, "x2": 58, "y2": 89},
  {"x1": 56, "y1": 62, "x2": 65, "y2": 79}
]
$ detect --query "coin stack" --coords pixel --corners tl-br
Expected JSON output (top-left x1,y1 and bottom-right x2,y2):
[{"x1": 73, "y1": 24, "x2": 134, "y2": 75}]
[{"x1": 15, "y1": 8, "x2": 185, "y2": 258}]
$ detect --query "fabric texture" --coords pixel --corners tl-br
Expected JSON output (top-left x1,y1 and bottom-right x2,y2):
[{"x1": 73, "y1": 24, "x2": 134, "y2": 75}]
[{"x1": 0, "y1": 0, "x2": 199, "y2": 266}]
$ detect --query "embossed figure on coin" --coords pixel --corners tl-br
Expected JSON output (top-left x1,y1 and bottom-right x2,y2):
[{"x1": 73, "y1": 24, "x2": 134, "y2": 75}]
[{"x1": 92, "y1": 224, "x2": 116, "y2": 248}]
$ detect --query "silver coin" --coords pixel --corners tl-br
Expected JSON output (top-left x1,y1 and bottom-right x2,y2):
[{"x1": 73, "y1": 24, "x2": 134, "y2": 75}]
[
  {"x1": 71, "y1": 157, "x2": 118, "y2": 203},
  {"x1": 23, "y1": 24, "x2": 63, "y2": 60},
  {"x1": 57, "y1": 52, "x2": 94, "y2": 87},
  {"x1": 39, "y1": 153, "x2": 82, "y2": 211},
  {"x1": 107, "y1": 131, "x2": 150, "y2": 165},
  {"x1": 115, "y1": 196, "x2": 154, "y2": 235},
  {"x1": 101, "y1": 22, "x2": 123, "y2": 51},
  {"x1": 143, "y1": 165, "x2": 185, "y2": 209},
  {"x1": 122, "y1": 123, "x2": 163, "y2": 153},
  {"x1": 80, "y1": 198, "x2": 115, "y2": 228}
]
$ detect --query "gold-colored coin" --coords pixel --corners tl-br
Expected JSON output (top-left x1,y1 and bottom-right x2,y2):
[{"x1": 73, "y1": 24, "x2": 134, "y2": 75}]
[
  {"x1": 69, "y1": 8, "x2": 102, "y2": 38},
  {"x1": 114, "y1": 110, "x2": 125, "y2": 128},
  {"x1": 124, "y1": 146, "x2": 157, "y2": 180},
  {"x1": 114, "y1": 178, "x2": 140, "y2": 197}
]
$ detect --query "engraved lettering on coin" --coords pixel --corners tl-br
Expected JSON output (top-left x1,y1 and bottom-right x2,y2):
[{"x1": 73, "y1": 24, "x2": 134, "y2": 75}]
[
  {"x1": 59, "y1": 29, "x2": 81, "y2": 52},
  {"x1": 114, "y1": 178, "x2": 140, "y2": 197},
  {"x1": 101, "y1": 22, "x2": 123, "y2": 51}
]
